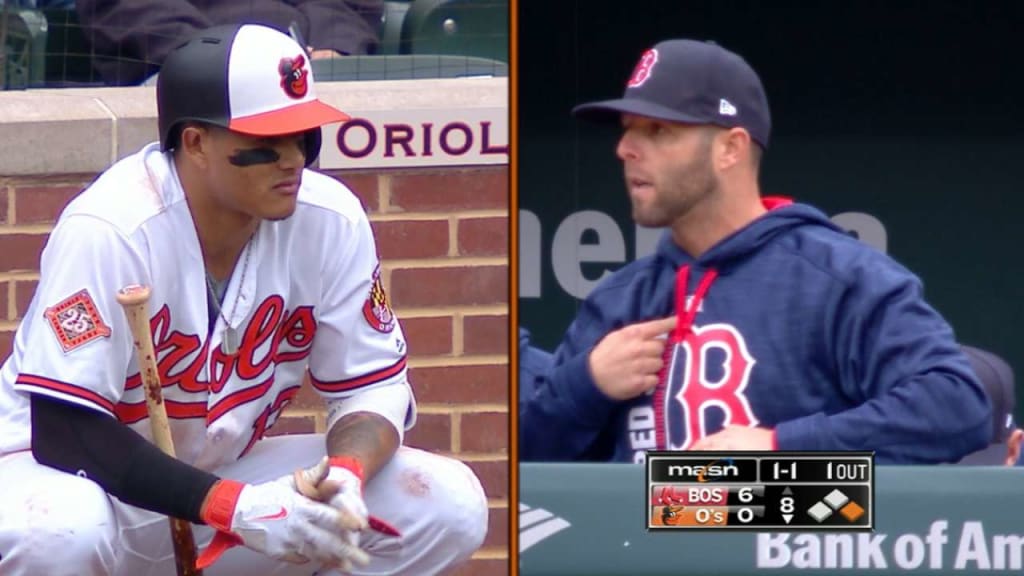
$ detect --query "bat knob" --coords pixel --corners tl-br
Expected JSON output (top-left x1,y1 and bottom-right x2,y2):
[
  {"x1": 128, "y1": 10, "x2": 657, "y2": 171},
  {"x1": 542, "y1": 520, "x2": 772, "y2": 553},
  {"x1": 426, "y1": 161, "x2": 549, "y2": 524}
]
[{"x1": 116, "y1": 284, "x2": 152, "y2": 306}]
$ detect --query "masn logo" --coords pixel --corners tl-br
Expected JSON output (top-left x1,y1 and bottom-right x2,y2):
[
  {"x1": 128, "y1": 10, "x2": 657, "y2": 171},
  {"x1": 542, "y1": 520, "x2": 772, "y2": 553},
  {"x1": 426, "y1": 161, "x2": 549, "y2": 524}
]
[{"x1": 667, "y1": 458, "x2": 739, "y2": 482}]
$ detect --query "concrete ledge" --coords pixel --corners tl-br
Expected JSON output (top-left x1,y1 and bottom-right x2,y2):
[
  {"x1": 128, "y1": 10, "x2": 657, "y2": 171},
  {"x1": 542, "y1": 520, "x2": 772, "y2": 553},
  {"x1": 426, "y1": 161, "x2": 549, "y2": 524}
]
[{"x1": 0, "y1": 77, "x2": 507, "y2": 176}]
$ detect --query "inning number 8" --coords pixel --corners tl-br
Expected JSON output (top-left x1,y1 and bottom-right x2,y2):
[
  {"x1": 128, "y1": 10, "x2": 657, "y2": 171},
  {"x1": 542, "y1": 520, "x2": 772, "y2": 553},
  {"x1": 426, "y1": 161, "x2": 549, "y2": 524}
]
[{"x1": 780, "y1": 496, "x2": 794, "y2": 514}]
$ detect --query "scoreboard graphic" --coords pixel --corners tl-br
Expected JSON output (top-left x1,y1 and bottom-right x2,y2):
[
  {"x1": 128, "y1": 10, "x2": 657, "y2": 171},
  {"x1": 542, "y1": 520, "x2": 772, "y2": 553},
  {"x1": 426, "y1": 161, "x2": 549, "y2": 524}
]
[{"x1": 646, "y1": 451, "x2": 874, "y2": 531}]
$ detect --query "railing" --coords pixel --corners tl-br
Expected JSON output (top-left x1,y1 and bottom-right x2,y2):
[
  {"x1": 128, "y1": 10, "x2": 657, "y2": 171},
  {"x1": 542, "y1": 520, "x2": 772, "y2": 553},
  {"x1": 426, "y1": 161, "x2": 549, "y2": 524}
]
[{"x1": 520, "y1": 463, "x2": 1024, "y2": 575}]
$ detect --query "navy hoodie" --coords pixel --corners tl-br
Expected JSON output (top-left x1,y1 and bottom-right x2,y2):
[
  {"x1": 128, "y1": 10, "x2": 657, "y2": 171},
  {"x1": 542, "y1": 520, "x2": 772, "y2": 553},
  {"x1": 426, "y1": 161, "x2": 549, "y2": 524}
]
[
  {"x1": 520, "y1": 202, "x2": 992, "y2": 464},
  {"x1": 520, "y1": 328, "x2": 554, "y2": 402}
]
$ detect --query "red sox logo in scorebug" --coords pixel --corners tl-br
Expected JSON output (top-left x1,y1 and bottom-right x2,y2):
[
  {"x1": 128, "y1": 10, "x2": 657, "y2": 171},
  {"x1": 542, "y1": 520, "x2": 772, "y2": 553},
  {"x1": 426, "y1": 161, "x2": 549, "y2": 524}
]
[{"x1": 278, "y1": 54, "x2": 309, "y2": 99}]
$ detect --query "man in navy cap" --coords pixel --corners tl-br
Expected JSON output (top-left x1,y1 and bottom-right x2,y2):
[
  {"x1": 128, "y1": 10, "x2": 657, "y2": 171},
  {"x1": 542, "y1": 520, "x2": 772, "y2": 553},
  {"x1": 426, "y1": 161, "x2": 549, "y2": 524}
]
[{"x1": 520, "y1": 39, "x2": 992, "y2": 464}]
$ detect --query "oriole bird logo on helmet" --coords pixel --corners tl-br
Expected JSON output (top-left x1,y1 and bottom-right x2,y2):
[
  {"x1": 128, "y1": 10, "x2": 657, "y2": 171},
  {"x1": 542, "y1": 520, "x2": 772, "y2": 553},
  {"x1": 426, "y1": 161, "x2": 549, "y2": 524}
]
[{"x1": 279, "y1": 55, "x2": 309, "y2": 99}]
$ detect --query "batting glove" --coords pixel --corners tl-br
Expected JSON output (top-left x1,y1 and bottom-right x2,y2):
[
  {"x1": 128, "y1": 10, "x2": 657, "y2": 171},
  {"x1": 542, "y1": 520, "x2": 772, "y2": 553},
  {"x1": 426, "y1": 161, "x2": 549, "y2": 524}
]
[
  {"x1": 292, "y1": 457, "x2": 399, "y2": 532},
  {"x1": 196, "y1": 476, "x2": 369, "y2": 570},
  {"x1": 287, "y1": 456, "x2": 368, "y2": 573},
  {"x1": 322, "y1": 457, "x2": 370, "y2": 531}
]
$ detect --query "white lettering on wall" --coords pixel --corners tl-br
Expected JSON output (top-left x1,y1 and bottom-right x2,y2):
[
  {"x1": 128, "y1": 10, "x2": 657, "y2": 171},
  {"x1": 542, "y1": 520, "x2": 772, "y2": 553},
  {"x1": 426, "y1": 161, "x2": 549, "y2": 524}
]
[
  {"x1": 520, "y1": 209, "x2": 888, "y2": 301},
  {"x1": 550, "y1": 211, "x2": 626, "y2": 300}
]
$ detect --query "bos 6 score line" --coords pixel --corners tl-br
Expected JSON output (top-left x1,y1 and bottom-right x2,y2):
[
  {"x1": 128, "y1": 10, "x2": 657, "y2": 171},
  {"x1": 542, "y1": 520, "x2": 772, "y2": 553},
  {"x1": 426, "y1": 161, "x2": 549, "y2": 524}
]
[{"x1": 646, "y1": 451, "x2": 874, "y2": 531}]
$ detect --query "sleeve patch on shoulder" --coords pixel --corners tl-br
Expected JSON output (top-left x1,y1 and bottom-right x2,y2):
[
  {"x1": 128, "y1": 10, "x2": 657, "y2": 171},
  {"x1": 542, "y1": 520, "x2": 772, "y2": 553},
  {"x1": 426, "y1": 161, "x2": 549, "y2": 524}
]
[
  {"x1": 43, "y1": 289, "x2": 112, "y2": 352},
  {"x1": 362, "y1": 265, "x2": 396, "y2": 333}
]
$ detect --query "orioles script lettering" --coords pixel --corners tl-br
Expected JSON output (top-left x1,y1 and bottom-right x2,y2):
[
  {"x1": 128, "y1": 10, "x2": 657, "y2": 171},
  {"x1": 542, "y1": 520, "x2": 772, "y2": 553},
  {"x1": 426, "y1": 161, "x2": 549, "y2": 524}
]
[{"x1": 115, "y1": 296, "x2": 316, "y2": 433}]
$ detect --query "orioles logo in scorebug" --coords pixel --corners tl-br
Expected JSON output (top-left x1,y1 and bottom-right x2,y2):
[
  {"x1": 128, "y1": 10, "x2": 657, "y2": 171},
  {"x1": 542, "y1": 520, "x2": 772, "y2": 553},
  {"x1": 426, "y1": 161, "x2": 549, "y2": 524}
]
[
  {"x1": 363, "y1": 265, "x2": 396, "y2": 333},
  {"x1": 278, "y1": 54, "x2": 308, "y2": 99}
]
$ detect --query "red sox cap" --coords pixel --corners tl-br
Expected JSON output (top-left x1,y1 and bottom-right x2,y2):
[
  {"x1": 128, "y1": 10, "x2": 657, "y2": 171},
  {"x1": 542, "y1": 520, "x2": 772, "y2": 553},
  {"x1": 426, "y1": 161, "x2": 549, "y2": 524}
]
[
  {"x1": 157, "y1": 23, "x2": 350, "y2": 166},
  {"x1": 573, "y1": 39, "x2": 772, "y2": 149}
]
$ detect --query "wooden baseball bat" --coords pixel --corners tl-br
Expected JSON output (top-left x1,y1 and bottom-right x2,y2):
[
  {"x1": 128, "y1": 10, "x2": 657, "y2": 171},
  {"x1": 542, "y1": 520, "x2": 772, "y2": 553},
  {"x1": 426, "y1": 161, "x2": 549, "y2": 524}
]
[{"x1": 116, "y1": 284, "x2": 203, "y2": 576}]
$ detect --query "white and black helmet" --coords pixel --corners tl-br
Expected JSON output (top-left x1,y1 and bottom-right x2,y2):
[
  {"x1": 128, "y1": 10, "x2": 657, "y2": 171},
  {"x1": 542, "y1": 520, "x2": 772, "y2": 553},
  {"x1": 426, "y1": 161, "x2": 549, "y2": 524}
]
[{"x1": 157, "y1": 23, "x2": 349, "y2": 166}]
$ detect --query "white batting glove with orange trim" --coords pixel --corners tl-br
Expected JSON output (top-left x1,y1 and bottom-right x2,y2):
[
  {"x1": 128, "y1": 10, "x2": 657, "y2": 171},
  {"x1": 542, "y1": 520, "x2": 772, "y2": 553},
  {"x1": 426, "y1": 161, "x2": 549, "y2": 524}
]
[
  {"x1": 196, "y1": 476, "x2": 369, "y2": 571},
  {"x1": 289, "y1": 456, "x2": 372, "y2": 573},
  {"x1": 291, "y1": 456, "x2": 404, "y2": 571},
  {"x1": 291, "y1": 456, "x2": 366, "y2": 527},
  {"x1": 322, "y1": 457, "x2": 370, "y2": 531}
]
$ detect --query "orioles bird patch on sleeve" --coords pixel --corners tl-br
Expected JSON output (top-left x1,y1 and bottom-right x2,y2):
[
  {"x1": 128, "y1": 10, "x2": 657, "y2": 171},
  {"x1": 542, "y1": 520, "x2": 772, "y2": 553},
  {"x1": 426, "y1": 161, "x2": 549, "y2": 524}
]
[
  {"x1": 362, "y1": 265, "x2": 396, "y2": 333},
  {"x1": 43, "y1": 289, "x2": 112, "y2": 353}
]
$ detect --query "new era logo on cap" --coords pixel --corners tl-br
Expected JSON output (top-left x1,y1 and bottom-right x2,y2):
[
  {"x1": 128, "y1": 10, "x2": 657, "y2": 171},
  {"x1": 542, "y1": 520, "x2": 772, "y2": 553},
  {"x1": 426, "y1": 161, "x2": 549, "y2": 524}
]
[{"x1": 719, "y1": 98, "x2": 737, "y2": 116}]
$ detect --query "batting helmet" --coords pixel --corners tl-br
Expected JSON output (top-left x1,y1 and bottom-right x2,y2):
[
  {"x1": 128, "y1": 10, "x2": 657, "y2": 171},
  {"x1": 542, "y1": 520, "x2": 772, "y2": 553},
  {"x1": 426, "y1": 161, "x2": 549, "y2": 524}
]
[{"x1": 157, "y1": 23, "x2": 349, "y2": 166}]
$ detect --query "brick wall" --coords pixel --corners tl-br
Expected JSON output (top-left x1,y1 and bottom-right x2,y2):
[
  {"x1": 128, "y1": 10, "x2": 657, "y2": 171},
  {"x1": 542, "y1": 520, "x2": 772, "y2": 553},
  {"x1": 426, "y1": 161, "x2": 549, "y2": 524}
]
[{"x1": 0, "y1": 165, "x2": 510, "y2": 574}]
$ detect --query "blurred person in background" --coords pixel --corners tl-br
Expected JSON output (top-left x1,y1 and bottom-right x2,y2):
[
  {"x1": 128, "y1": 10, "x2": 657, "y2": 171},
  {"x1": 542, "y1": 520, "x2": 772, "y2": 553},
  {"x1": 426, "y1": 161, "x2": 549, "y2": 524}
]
[
  {"x1": 1, "y1": 1, "x2": 75, "y2": 7},
  {"x1": 75, "y1": 0, "x2": 383, "y2": 85}
]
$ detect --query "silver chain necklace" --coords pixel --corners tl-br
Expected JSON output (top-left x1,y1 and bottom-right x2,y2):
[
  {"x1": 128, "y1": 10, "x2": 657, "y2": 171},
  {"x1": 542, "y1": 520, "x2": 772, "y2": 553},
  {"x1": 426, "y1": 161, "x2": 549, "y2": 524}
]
[{"x1": 205, "y1": 237, "x2": 254, "y2": 356}]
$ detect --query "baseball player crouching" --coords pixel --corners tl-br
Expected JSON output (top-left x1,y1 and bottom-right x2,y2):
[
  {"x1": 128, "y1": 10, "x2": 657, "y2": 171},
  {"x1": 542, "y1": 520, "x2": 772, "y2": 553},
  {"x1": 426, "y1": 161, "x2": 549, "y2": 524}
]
[{"x1": 0, "y1": 24, "x2": 487, "y2": 576}]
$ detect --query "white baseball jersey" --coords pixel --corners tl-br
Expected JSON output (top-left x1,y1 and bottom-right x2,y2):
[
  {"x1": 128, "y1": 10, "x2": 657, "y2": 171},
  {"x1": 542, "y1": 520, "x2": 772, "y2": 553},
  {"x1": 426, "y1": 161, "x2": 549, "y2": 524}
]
[{"x1": 0, "y1": 142, "x2": 415, "y2": 472}]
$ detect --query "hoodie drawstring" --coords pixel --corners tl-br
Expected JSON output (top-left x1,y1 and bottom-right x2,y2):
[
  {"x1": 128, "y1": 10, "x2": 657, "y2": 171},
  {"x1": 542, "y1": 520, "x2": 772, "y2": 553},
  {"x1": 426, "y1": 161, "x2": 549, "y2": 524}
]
[{"x1": 652, "y1": 264, "x2": 719, "y2": 451}]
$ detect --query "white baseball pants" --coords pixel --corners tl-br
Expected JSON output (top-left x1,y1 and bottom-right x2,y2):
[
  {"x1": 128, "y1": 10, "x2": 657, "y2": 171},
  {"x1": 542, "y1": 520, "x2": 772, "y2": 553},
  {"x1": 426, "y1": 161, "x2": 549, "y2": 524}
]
[{"x1": 0, "y1": 435, "x2": 488, "y2": 575}]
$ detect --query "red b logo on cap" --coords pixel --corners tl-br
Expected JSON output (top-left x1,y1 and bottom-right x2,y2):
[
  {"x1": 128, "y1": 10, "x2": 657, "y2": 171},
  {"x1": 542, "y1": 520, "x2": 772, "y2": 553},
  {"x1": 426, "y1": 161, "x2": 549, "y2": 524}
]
[
  {"x1": 278, "y1": 54, "x2": 309, "y2": 99},
  {"x1": 627, "y1": 48, "x2": 658, "y2": 88}
]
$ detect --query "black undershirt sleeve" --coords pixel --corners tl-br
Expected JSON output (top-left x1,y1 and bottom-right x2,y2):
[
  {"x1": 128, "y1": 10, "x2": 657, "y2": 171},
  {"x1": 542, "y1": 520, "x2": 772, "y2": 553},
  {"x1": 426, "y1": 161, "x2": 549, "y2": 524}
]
[{"x1": 30, "y1": 393, "x2": 220, "y2": 524}]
